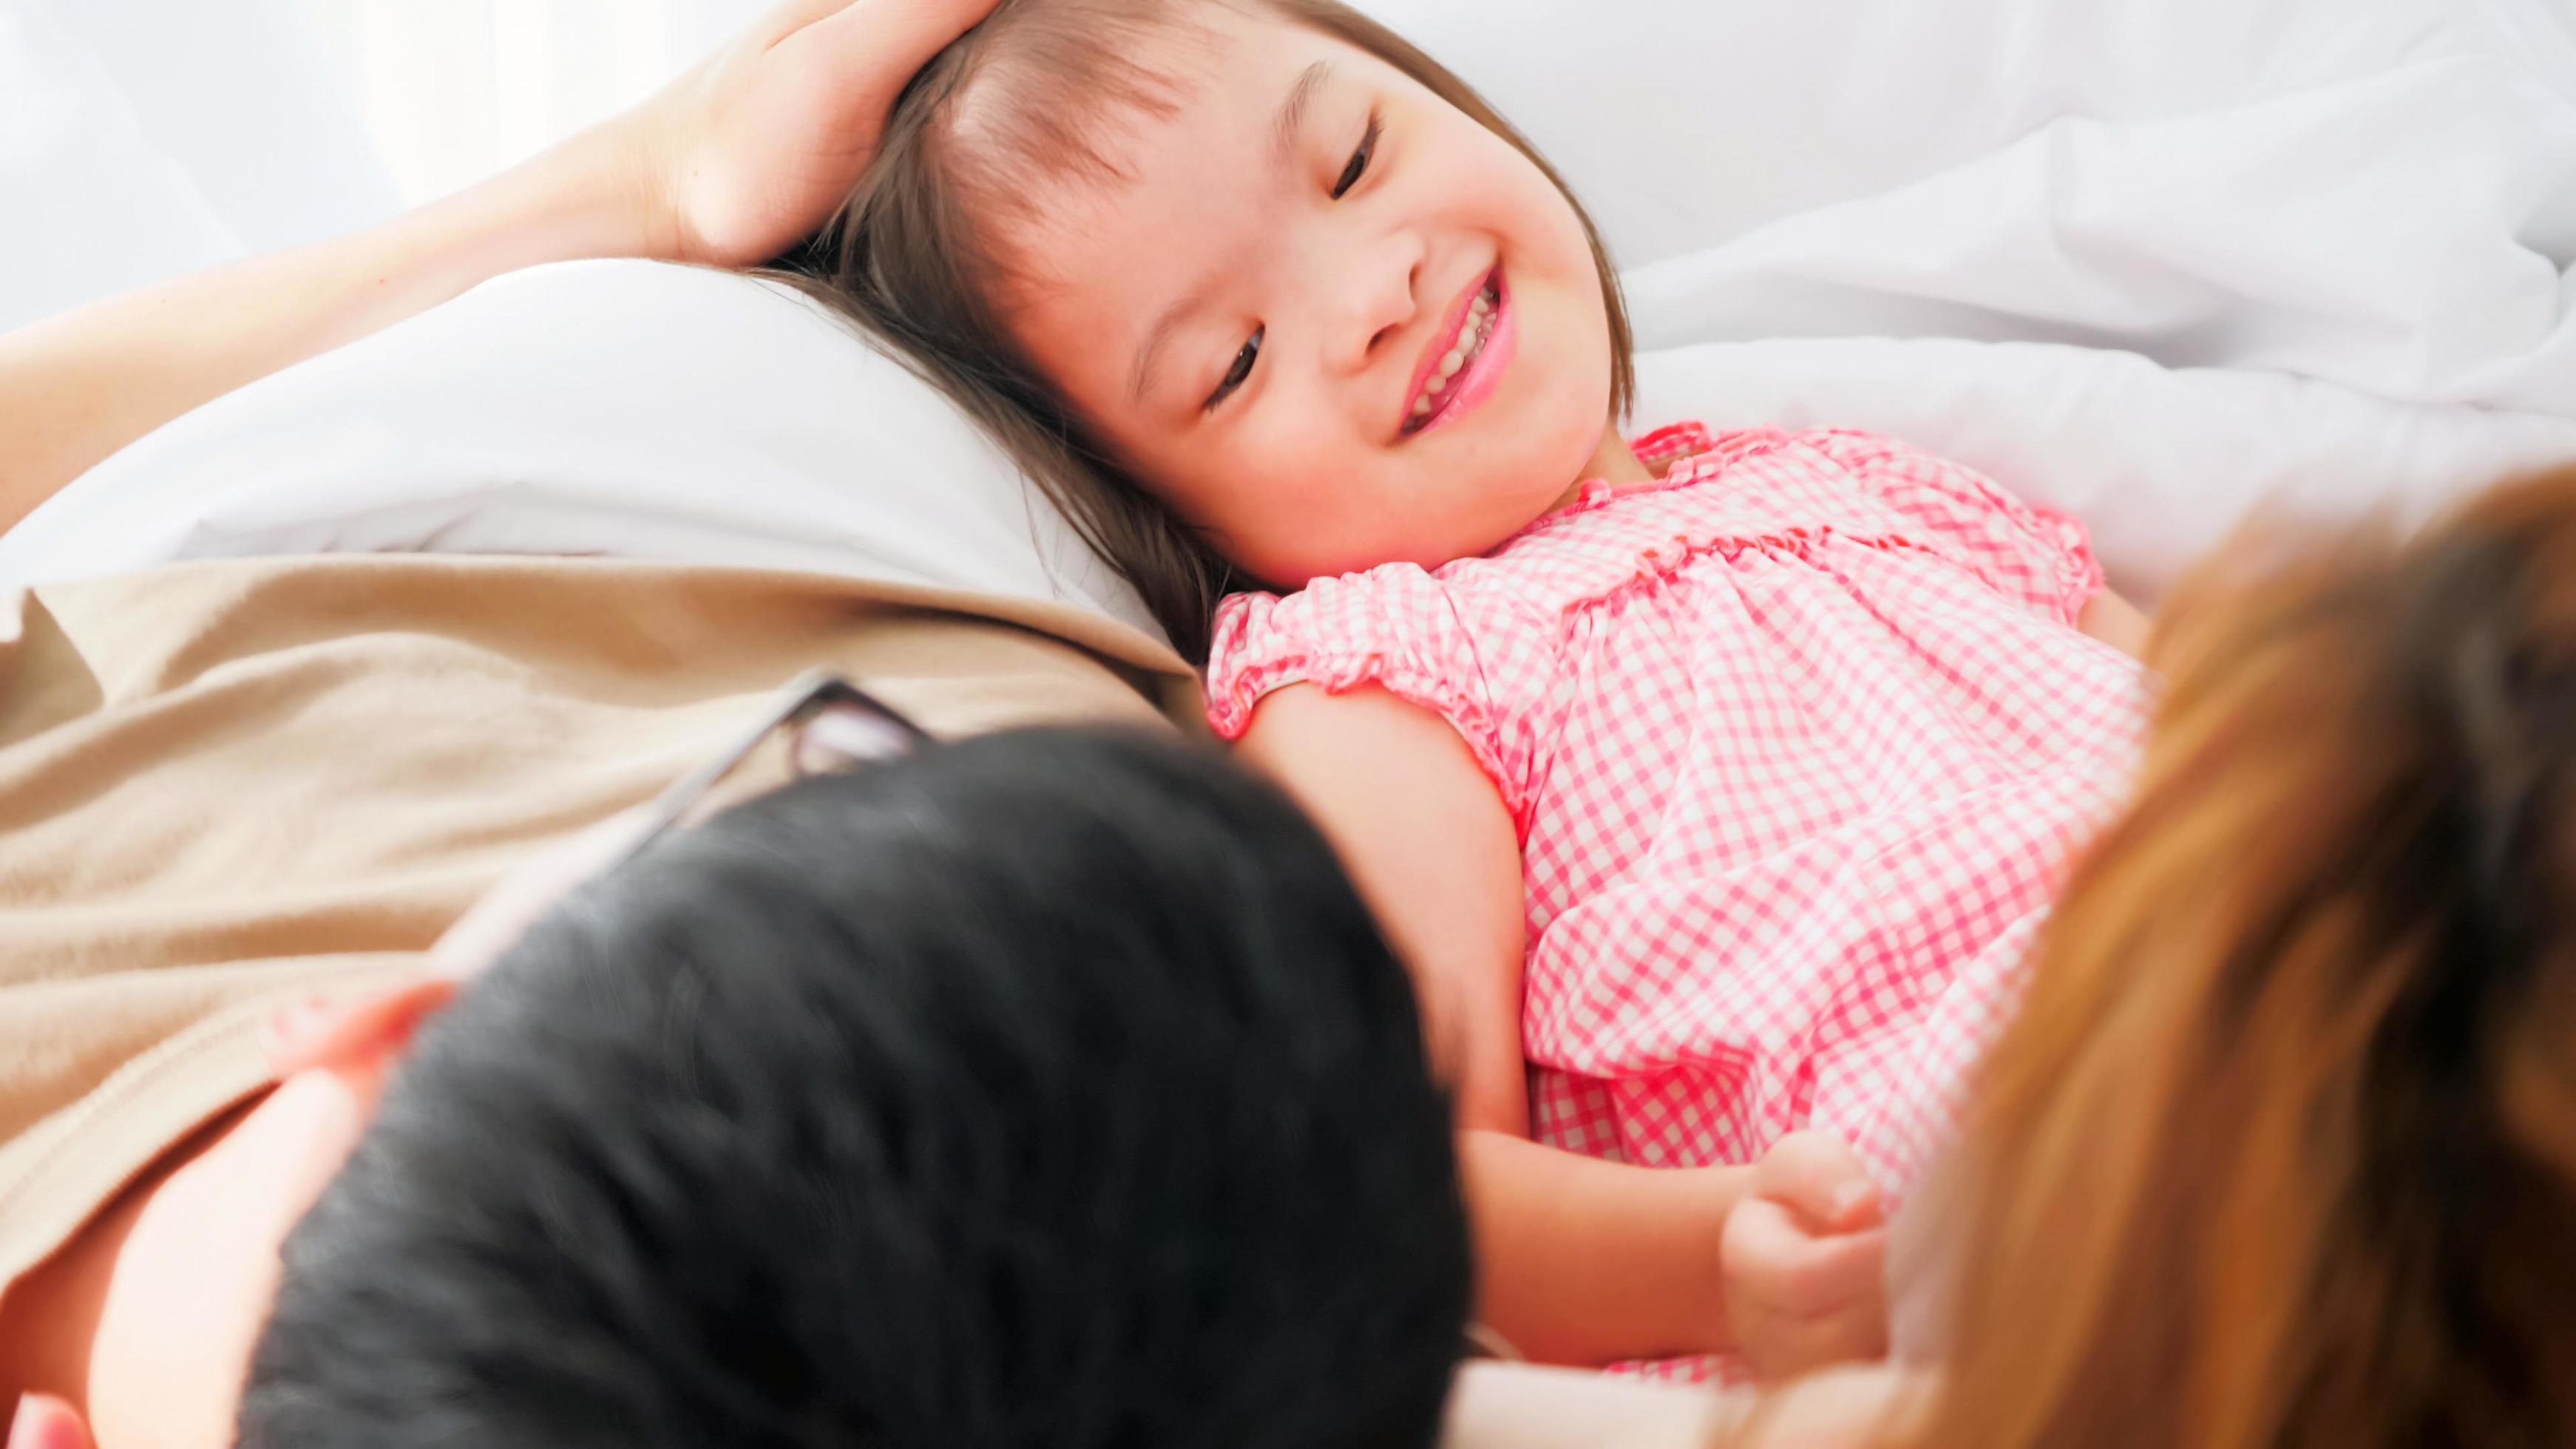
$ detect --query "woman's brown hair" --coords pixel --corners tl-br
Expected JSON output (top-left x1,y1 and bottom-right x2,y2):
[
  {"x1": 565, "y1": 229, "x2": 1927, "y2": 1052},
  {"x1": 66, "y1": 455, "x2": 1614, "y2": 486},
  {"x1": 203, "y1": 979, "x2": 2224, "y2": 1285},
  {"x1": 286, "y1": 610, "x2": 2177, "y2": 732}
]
[
  {"x1": 774, "y1": 0, "x2": 1633, "y2": 661},
  {"x1": 1911, "y1": 469, "x2": 2576, "y2": 1446}
]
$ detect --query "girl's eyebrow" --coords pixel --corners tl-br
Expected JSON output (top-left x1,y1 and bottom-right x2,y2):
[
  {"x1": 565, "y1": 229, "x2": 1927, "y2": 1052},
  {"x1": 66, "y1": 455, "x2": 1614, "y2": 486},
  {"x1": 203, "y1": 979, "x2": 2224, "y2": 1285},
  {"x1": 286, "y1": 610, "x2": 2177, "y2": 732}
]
[
  {"x1": 1132, "y1": 280, "x2": 1214, "y2": 405},
  {"x1": 1272, "y1": 61, "x2": 1333, "y2": 172},
  {"x1": 1129, "y1": 62, "x2": 1335, "y2": 407}
]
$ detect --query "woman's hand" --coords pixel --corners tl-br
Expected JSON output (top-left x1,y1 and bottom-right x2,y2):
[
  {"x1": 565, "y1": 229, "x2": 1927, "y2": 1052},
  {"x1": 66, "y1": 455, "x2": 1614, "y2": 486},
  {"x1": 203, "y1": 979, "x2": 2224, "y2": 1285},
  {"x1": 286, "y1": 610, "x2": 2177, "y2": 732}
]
[{"x1": 616, "y1": 0, "x2": 1000, "y2": 266}]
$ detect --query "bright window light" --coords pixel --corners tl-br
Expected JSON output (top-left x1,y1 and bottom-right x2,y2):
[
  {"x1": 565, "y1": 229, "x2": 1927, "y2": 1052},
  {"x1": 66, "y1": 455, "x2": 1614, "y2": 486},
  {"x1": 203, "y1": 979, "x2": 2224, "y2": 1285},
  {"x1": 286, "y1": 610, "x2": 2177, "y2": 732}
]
[{"x1": 288, "y1": 0, "x2": 763, "y2": 205}]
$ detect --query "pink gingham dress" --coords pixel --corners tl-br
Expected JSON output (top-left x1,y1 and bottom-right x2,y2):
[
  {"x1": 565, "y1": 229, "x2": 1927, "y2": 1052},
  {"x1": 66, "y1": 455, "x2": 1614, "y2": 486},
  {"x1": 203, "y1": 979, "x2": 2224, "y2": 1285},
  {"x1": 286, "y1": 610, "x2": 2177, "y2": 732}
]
[{"x1": 1206, "y1": 424, "x2": 2146, "y2": 1205}]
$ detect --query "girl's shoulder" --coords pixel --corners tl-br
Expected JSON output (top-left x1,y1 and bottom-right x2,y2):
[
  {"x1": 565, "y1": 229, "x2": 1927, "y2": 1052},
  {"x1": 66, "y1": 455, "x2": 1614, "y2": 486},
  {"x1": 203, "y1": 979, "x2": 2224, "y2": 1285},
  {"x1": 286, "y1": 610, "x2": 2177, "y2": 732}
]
[
  {"x1": 1196, "y1": 425, "x2": 1806, "y2": 745},
  {"x1": 1482, "y1": 423, "x2": 1881, "y2": 571},
  {"x1": 1204, "y1": 424, "x2": 1877, "y2": 656},
  {"x1": 1508, "y1": 424, "x2": 2101, "y2": 625},
  {"x1": 1510, "y1": 422, "x2": 1929, "y2": 540},
  {"x1": 1202, "y1": 421, "x2": 2103, "y2": 712}
]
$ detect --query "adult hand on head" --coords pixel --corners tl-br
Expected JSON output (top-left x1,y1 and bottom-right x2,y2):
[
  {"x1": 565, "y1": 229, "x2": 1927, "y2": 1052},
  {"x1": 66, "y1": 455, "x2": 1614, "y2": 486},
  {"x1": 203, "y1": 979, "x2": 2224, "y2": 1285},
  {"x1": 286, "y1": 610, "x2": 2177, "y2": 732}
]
[
  {"x1": 615, "y1": 0, "x2": 1002, "y2": 266},
  {"x1": 0, "y1": 0, "x2": 997, "y2": 531}
]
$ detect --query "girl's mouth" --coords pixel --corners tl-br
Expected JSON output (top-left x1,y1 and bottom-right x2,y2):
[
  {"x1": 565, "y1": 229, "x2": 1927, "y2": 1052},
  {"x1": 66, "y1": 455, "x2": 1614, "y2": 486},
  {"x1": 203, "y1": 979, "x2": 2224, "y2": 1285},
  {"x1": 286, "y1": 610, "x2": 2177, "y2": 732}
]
[{"x1": 1400, "y1": 268, "x2": 1513, "y2": 439}]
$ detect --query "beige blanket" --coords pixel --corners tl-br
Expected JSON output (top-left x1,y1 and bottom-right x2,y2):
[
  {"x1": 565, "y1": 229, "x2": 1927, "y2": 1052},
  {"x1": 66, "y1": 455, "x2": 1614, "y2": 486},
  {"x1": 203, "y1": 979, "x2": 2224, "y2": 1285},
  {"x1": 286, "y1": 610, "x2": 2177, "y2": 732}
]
[{"x1": 0, "y1": 554, "x2": 1192, "y2": 1292}]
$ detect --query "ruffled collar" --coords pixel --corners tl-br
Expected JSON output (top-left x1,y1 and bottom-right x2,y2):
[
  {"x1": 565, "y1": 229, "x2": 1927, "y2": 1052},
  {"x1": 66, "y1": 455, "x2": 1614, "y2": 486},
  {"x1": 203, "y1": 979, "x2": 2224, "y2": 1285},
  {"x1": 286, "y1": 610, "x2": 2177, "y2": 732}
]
[{"x1": 1522, "y1": 421, "x2": 1789, "y2": 534}]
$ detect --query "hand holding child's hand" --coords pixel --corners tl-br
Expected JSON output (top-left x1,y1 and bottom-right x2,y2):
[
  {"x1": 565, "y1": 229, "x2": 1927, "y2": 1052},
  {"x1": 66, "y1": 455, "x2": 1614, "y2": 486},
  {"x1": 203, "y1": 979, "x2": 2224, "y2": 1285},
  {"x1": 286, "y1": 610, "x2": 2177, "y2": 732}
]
[{"x1": 1721, "y1": 1131, "x2": 1890, "y2": 1382}]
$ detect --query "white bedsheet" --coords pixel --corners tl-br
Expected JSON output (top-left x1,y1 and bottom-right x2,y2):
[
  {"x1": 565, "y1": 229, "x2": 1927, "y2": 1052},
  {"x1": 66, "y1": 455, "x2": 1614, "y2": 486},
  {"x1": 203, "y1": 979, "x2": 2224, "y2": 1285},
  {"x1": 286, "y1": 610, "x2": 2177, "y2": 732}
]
[
  {"x1": 1636, "y1": 339, "x2": 2576, "y2": 601},
  {"x1": 1388, "y1": 0, "x2": 2576, "y2": 596},
  {"x1": 1620, "y1": 46, "x2": 2576, "y2": 417},
  {"x1": 1385, "y1": 0, "x2": 2576, "y2": 412}
]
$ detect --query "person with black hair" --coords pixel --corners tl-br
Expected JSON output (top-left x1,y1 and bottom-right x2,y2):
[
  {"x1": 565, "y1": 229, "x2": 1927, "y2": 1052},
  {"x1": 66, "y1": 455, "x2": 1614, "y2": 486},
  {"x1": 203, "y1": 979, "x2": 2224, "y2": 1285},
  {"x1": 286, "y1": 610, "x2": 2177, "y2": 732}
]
[{"x1": 7, "y1": 710, "x2": 1470, "y2": 1448}]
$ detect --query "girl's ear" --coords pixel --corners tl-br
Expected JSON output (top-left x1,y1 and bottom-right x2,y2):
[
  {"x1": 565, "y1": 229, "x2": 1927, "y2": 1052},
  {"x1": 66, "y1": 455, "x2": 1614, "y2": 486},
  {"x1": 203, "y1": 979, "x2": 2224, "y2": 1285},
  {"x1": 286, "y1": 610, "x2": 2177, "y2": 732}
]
[
  {"x1": 259, "y1": 977, "x2": 459, "y2": 1079},
  {"x1": 6, "y1": 1394, "x2": 94, "y2": 1449}
]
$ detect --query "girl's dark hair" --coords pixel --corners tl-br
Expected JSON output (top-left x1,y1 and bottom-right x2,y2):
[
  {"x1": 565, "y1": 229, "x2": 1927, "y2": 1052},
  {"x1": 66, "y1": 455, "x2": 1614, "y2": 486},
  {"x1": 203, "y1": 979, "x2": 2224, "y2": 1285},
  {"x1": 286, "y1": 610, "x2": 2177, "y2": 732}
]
[
  {"x1": 775, "y1": 0, "x2": 1634, "y2": 662},
  {"x1": 1913, "y1": 469, "x2": 2576, "y2": 1447}
]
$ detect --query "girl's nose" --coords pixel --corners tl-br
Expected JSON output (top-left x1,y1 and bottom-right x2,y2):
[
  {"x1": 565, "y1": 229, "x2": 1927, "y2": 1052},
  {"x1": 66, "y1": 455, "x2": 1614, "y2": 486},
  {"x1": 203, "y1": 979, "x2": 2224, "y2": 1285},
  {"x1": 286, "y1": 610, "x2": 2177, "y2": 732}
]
[{"x1": 1325, "y1": 231, "x2": 1425, "y2": 376}]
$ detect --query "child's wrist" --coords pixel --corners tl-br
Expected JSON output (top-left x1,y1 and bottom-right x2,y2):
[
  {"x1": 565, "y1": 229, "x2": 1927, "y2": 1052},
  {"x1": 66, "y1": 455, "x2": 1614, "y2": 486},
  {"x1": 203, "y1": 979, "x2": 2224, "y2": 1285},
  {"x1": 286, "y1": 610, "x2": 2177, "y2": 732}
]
[{"x1": 1689, "y1": 1164, "x2": 1759, "y2": 1352}]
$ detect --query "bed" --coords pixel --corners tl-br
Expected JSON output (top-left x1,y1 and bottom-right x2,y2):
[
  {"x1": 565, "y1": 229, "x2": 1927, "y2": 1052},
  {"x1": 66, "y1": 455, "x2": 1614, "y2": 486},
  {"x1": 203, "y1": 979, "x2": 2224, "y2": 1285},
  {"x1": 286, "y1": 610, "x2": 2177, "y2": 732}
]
[{"x1": 7, "y1": 0, "x2": 2576, "y2": 1436}]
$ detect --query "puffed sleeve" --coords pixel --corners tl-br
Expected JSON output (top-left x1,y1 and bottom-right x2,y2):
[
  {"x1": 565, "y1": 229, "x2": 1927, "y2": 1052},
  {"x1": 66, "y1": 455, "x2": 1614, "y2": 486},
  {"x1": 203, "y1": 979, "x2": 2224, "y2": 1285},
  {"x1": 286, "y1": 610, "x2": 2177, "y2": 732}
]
[{"x1": 1204, "y1": 565, "x2": 1536, "y2": 822}]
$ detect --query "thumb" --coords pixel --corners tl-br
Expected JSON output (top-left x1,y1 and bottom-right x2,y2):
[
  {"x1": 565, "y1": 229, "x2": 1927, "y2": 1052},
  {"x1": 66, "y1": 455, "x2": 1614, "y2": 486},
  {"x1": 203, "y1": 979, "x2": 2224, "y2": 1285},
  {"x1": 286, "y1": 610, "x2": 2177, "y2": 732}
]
[
  {"x1": 7, "y1": 1397, "x2": 92, "y2": 1449},
  {"x1": 744, "y1": 0, "x2": 867, "y2": 50},
  {"x1": 1758, "y1": 1132, "x2": 1885, "y2": 1232}
]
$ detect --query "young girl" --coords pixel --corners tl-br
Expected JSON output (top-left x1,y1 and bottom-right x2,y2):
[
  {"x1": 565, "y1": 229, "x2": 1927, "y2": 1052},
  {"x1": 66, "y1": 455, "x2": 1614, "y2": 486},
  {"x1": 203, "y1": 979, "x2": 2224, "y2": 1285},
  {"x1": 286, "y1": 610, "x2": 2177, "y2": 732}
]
[
  {"x1": 1453, "y1": 466, "x2": 2576, "y2": 1446},
  {"x1": 800, "y1": 0, "x2": 2152, "y2": 1374}
]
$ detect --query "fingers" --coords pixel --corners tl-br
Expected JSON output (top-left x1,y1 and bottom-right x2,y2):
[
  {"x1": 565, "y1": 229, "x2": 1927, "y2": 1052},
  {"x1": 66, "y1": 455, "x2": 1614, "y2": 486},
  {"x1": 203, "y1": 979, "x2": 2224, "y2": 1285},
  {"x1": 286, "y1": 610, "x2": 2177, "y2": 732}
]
[
  {"x1": 1724, "y1": 1198, "x2": 1887, "y2": 1316},
  {"x1": 747, "y1": 0, "x2": 868, "y2": 50},
  {"x1": 800, "y1": 0, "x2": 1004, "y2": 75},
  {"x1": 7, "y1": 1397, "x2": 92, "y2": 1449},
  {"x1": 1723, "y1": 1195, "x2": 1890, "y2": 1380},
  {"x1": 1754, "y1": 1130, "x2": 1883, "y2": 1231},
  {"x1": 1749, "y1": 1300, "x2": 1891, "y2": 1382},
  {"x1": 761, "y1": 0, "x2": 1003, "y2": 149}
]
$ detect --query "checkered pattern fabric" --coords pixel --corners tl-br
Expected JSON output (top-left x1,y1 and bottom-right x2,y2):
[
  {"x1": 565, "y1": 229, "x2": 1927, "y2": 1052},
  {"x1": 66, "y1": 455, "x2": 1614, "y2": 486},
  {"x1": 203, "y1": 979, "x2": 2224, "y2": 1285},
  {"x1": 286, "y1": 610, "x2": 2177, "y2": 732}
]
[
  {"x1": 1207, "y1": 426, "x2": 2145, "y2": 1373},
  {"x1": 1210, "y1": 421, "x2": 2143, "y2": 1169}
]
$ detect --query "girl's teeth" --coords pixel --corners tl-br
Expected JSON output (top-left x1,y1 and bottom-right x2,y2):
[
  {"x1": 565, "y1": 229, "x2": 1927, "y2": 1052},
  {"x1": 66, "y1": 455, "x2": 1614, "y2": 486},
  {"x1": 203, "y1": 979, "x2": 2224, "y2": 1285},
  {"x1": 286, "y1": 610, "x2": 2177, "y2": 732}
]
[{"x1": 1410, "y1": 282, "x2": 1502, "y2": 426}]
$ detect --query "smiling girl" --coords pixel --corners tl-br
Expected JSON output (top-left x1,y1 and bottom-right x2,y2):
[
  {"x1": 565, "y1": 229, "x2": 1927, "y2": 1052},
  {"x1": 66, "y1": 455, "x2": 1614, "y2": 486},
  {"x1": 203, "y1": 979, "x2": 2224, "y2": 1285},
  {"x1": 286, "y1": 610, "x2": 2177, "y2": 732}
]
[{"x1": 799, "y1": 0, "x2": 2153, "y2": 1376}]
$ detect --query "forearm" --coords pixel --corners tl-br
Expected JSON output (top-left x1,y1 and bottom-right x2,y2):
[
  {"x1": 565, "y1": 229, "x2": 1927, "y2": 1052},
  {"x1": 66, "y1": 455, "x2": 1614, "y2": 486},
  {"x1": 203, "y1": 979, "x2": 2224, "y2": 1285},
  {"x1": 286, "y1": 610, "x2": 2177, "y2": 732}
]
[
  {"x1": 1464, "y1": 1128, "x2": 1749, "y2": 1366},
  {"x1": 2078, "y1": 587, "x2": 2151, "y2": 656},
  {"x1": 0, "y1": 126, "x2": 654, "y2": 532}
]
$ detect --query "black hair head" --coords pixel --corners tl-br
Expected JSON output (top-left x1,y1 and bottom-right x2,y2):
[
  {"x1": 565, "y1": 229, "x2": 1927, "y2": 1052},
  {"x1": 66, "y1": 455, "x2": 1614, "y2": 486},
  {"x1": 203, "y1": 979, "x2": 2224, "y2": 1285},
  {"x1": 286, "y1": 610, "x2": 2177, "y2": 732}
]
[{"x1": 240, "y1": 726, "x2": 1468, "y2": 1449}]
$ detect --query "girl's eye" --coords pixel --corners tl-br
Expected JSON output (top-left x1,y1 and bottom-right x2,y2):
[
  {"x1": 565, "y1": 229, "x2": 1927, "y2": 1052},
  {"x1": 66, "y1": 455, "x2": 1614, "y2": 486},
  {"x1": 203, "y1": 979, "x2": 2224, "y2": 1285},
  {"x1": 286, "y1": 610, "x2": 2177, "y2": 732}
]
[
  {"x1": 1332, "y1": 112, "x2": 1381, "y2": 200},
  {"x1": 1204, "y1": 326, "x2": 1264, "y2": 411}
]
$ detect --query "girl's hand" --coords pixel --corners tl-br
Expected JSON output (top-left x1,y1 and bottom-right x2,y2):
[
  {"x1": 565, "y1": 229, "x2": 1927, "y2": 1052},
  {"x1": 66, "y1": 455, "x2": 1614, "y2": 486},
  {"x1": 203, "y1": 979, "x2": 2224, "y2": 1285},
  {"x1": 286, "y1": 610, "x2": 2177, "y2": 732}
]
[
  {"x1": 1721, "y1": 1131, "x2": 1891, "y2": 1382},
  {"x1": 4, "y1": 1395, "x2": 90, "y2": 1449},
  {"x1": 614, "y1": 0, "x2": 999, "y2": 266}
]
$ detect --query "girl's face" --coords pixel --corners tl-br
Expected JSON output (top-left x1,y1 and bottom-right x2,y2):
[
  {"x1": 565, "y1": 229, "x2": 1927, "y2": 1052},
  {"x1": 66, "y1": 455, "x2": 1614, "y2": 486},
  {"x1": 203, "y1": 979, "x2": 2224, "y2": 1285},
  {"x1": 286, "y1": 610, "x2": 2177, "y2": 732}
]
[{"x1": 1001, "y1": 8, "x2": 1619, "y2": 585}]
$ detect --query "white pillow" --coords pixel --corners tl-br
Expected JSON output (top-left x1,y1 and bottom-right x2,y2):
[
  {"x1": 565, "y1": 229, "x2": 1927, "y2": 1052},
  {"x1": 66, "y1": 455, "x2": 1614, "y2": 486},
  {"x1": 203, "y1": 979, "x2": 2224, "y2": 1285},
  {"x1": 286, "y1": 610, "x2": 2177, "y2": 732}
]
[{"x1": 0, "y1": 258, "x2": 1162, "y2": 639}]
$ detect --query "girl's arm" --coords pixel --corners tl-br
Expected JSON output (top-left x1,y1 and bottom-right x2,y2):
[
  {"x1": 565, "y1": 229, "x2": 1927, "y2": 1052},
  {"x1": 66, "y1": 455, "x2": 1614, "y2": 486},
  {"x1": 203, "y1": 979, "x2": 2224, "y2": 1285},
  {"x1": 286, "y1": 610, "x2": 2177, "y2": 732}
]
[
  {"x1": 2079, "y1": 588, "x2": 2152, "y2": 656},
  {"x1": 1240, "y1": 685, "x2": 1751, "y2": 1363},
  {"x1": 0, "y1": 0, "x2": 997, "y2": 534},
  {"x1": 1234, "y1": 685, "x2": 1531, "y2": 1133}
]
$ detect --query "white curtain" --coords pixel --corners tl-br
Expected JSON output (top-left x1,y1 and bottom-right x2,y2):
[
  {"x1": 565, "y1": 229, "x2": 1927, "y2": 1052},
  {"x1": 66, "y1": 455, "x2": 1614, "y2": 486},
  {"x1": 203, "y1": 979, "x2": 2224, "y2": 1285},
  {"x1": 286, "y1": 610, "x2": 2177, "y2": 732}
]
[
  {"x1": 1, "y1": 0, "x2": 392, "y2": 328},
  {"x1": 291, "y1": 0, "x2": 770, "y2": 206}
]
